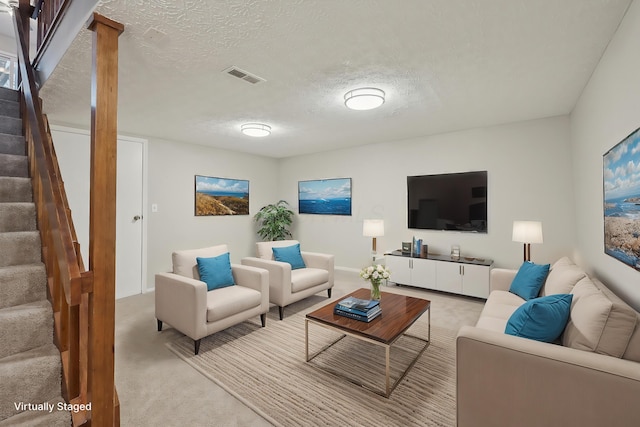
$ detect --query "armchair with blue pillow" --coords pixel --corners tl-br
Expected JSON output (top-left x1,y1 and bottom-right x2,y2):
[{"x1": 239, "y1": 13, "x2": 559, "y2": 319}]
[
  {"x1": 241, "y1": 240, "x2": 334, "y2": 319},
  {"x1": 155, "y1": 244, "x2": 269, "y2": 354}
]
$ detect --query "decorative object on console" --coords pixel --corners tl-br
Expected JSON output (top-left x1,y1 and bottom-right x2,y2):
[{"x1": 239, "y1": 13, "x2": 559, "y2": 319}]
[
  {"x1": 603, "y1": 126, "x2": 640, "y2": 271},
  {"x1": 253, "y1": 200, "x2": 294, "y2": 241},
  {"x1": 298, "y1": 178, "x2": 352, "y2": 216},
  {"x1": 360, "y1": 264, "x2": 391, "y2": 300},
  {"x1": 450, "y1": 245, "x2": 460, "y2": 260},
  {"x1": 512, "y1": 220, "x2": 543, "y2": 261},
  {"x1": 363, "y1": 219, "x2": 384, "y2": 260},
  {"x1": 194, "y1": 175, "x2": 249, "y2": 216},
  {"x1": 344, "y1": 87, "x2": 385, "y2": 110},
  {"x1": 402, "y1": 242, "x2": 412, "y2": 254}
]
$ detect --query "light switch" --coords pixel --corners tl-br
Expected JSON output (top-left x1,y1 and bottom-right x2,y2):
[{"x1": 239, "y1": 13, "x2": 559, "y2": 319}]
[{"x1": 151, "y1": 204, "x2": 158, "y2": 213}]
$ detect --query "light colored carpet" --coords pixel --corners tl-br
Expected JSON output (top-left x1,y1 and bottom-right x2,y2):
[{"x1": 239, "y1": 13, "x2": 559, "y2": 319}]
[{"x1": 167, "y1": 294, "x2": 458, "y2": 427}]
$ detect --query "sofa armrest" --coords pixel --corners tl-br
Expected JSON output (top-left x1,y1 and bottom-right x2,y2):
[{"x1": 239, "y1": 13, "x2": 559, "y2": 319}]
[
  {"x1": 155, "y1": 272, "x2": 207, "y2": 340},
  {"x1": 231, "y1": 263, "x2": 269, "y2": 310},
  {"x1": 456, "y1": 326, "x2": 640, "y2": 427},
  {"x1": 301, "y1": 251, "x2": 334, "y2": 286},
  {"x1": 490, "y1": 268, "x2": 517, "y2": 292},
  {"x1": 241, "y1": 257, "x2": 292, "y2": 306}
]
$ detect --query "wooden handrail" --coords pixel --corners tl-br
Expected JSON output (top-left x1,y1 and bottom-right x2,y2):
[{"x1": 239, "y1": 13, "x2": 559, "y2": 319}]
[{"x1": 13, "y1": 4, "x2": 121, "y2": 426}]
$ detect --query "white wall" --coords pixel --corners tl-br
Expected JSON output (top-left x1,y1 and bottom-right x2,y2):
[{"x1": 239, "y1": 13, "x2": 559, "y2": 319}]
[
  {"x1": 278, "y1": 116, "x2": 577, "y2": 271},
  {"x1": 146, "y1": 138, "x2": 279, "y2": 288},
  {"x1": 571, "y1": 0, "x2": 640, "y2": 310}
]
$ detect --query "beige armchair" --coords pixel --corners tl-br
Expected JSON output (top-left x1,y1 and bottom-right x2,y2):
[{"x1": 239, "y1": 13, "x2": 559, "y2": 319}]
[
  {"x1": 241, "y1": 240, "x2": 334, "y2": 320},
  {"x1": 155, "y1": 244, "x2": 269, "y2": 354}
]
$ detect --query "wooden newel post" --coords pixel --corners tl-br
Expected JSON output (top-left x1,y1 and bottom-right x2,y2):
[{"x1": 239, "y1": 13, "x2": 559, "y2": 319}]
[{"x1": 87, "y1": 13, "x2": 124, "y2": 427}]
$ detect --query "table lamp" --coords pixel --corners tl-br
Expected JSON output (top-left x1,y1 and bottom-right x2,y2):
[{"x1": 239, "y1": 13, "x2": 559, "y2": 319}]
[
  {"x1": 363, "y1": 219, "x2": 384, "y2": 260},
  {"x1": 512, "y1": 220, "x2": 543, "y2": 262}
]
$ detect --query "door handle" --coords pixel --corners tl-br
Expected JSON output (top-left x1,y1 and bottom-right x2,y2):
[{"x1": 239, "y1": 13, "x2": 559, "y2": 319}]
[{"x1": 133, "y1": 215, "x2": 142, "y2": 221}]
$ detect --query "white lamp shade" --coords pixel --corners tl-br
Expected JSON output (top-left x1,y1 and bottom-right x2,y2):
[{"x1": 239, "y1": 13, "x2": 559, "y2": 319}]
[
  {"x1": 512, "y1": 221, "x2": 543, "y2": 244},
  {"x1": 363, "y1": 219, "x2": 384, "y2": 237}
]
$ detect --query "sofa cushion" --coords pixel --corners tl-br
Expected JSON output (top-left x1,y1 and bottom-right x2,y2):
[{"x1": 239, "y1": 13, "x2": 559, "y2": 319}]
[
  {"x1": 173, "y1": 244, "x2": 229, "y2": 279},
  {"x1": 480, "y1": 290, "x2": 524, "y2": 320},
  {"x1": 509, "y1": 261, "x2": 550, "y2": 300},
  {"x1": 207, "y1": 285, "x2": 262, "y2": 323},
  {"x1": 541, "y1": 257, "x2": 586, "y2": 296},
  {"x1": 505, "y1": 294, "x2": 573, "y2": 343},
  {"x1": 272, "y1": 243, "x2": 306, "y2": 270},
  {"x1": 291, "y1": 268, "x2": 329, "y2": 293},
  {"x1": 563, "y1": 277, "x2": 638, "y2": 358},
  {"x1": 197, "y1": 253, "x2": 236, "y2": 291}
]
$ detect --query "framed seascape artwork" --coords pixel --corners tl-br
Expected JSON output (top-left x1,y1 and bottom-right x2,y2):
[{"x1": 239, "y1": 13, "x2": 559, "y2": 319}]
[
  {"x1": 603, "y1": 127, "x2": 640, "y2": 271},
  {"x1": 298, "y1": 178, "x2": 352, "y2": 216},
  {"x1": 194, "y1": 175, "x2": 249, "y2": 216}
]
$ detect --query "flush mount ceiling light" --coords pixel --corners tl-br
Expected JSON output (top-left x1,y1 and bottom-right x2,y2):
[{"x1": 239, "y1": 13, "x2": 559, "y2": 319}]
[
  {"x1": 241, "y1": 123, "x2": 271, "y2": 137},
  {"x1": 344, "y1": 87, "x2": 385, "y2": 111}
]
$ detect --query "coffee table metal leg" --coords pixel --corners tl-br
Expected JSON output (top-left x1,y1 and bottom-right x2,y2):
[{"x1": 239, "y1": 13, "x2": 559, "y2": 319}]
[
  {"x1": 385, "y1": 345, "x2": 391, "y2": 397},
  {"x1": 305, "y1": 318, "x2": 309, "y2": 362}
]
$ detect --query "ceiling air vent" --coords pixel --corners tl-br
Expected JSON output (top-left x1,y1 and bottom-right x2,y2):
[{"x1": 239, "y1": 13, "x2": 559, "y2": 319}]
[{"x1": 223, "y1": 66, "x2": 265, "y2": 84}]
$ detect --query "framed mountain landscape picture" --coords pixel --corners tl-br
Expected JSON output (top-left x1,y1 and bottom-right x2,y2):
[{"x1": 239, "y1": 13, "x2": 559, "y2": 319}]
[
  {"x1": 298, "y1": 178, "x2": 352, "y2": 216},
  {"x1": 195, "y1": 175, "x2": 249, "y2": 216},
  {"x1": 603, "y1": 127, "x2": 640, "y2": 271}
]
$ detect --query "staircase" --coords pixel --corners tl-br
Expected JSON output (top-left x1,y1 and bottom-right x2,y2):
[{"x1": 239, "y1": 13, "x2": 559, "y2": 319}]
[{"x1": 0, "y1": 87, "x2": 70, "y2": 426}]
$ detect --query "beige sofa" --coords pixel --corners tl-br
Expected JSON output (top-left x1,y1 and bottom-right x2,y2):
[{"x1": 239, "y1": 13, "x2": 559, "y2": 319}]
[
  {"x1": 155, "y1": 245, "x2": 269, "y2": 354},
  {"x1": 457, "y1": 257, "x2": 640, "y2": 427},
  {"x1": 241, "y1": 240, "x2": 334, "y2": 319}
]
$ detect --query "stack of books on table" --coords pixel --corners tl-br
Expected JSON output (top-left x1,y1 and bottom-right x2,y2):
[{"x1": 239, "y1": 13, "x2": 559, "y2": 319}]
[{"x1": 334, "y1": 296, "x2": 381, "y2": 322}]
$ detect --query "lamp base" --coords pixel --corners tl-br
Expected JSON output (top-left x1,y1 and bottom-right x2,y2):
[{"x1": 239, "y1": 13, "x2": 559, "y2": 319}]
[{"x1": 523, "y1": 243, "x2": 531, "y2": 262}]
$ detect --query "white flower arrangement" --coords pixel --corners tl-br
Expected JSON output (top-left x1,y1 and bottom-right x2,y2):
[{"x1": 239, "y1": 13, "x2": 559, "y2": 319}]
[{"x1": 359, "y1": 264, "x2": 391, "y2": 285}]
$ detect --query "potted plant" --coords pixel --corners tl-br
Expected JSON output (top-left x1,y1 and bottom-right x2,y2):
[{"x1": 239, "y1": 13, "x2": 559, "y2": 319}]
[{"x1": 254, "y1": 200, "x2": 294, "y2": 241}]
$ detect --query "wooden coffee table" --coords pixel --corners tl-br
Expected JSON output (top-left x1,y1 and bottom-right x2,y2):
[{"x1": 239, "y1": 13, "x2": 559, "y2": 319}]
[{"x1": 305, "y1": 288, "x2": 431, "y2": 397}]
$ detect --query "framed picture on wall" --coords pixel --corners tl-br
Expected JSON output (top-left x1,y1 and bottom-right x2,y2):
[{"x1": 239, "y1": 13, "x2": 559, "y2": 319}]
[
  {"x1": 298, "y1": 178, "x2": 352, "y2": 216},
  {"x1": 194, "y1": 175, "x2": 249, "y2": 216},
  {"x1": 603, "y1": 127, "x2": 640, "y2": 271}
]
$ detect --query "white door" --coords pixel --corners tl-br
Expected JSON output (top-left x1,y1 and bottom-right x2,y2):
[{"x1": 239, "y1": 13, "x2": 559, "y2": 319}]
[
  {"x1": 116, "y1": 140, "x2": 144, "y2": 299},
  {"x1": 50, "y1": 127, "x2": 146, "y2": 299},
  {"x1": 436, "y1": 262, "x2": 463, "y2": 294}
]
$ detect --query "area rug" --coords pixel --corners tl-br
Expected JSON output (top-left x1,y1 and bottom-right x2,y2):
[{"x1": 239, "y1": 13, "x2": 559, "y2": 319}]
[{"x1": 166, "y1": 296, "x2": 457, "y2": 427}]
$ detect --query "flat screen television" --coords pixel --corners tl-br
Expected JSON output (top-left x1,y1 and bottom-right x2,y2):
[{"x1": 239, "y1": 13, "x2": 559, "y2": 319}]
[{"x1": 407, "y1": 171, "x2": 487, "y2": 232}]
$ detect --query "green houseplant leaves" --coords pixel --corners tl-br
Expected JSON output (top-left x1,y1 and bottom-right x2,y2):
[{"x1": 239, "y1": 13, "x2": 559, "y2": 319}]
[{"x1": 254, "y1": 200, "x2": 294, "y2": 241}]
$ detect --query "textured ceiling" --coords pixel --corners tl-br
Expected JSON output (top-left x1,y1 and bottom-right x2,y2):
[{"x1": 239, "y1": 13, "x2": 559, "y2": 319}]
[{"x1": 38, "y1": 0, "x2": 632, "y2": 158}]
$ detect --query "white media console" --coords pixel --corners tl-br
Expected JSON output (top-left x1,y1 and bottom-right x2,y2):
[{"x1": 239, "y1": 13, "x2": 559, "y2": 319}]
[{"x1": 385, "y1": 250, "x2": 493, "y2": 299}]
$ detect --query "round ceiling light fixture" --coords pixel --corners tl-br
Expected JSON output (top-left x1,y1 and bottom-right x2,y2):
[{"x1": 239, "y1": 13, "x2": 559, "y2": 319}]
[
  {"x1": 344, "y1": 87, "x2": 385, "y2": 111},
  {"x1": 241, "y1": 123, "x2": 271, "y2": 137}
]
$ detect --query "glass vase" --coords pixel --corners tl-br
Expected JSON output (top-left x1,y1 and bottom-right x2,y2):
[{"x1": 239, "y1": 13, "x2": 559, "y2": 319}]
[{"x1": 370, "y1": 280, "x2": 381, "y2": 301}]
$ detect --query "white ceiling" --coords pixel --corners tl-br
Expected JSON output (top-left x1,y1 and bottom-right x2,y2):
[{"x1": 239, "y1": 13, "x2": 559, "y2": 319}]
[{"x1": 36, "y1": 0, "x2": 632, "y2": 158}]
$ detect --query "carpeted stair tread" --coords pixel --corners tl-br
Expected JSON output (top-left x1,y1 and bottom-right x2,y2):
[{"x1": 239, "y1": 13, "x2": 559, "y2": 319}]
[
  {"x1": 0, "y1": 397, "x2": 71, "y2": 427},
  {"x1": 0, "y1": 99, "x2": 19, "y2": 118},
  {"x1": 0, "y1": 231, "x2": 41, "y2": 268},
  {"x1": 0, "y1": 153, "x2": 28, "y2": 177},
  {"x1": 0, "y1": 177, "x2": 32, "y2": 202},
  {"x1": 0, "y1": 344, "x2": 62, "y2": 421},
  {"x1": 0, "y1": 300, "x2": 53, "y2": 360},
  {"x1": 0, "y1": 264, "x2": 46, "y2": 310},
  {"x1": 0, "y1": 116, "x2": 21, "y2": 136},
  {"x1": 0, "y1": 87, "x2": 18, "y2": 102},
  {"x1": 0, "y1": 133, "x2": 25, "y2": 156},
  {"x1": 0, "y1": 203, "x2": 36, "y2": 232}
]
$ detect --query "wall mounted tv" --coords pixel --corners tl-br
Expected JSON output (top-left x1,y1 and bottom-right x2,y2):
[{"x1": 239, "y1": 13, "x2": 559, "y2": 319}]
[{"x1": 407, "y1": 171, "x2": 487, "y2": 232}]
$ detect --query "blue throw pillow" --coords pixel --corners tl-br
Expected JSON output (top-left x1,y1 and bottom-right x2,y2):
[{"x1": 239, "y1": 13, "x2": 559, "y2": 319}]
[
  {"x1": 196, "y1": 253, "x2": 236, "y2": 291},
  {"x1": 509, "y1": 261, "x2": 550, "y2": 300},
  {"x1": 272, "y1": 243, "x2": 306, "y2": 270},
  {"x1": 505, "y1": 294, "x2": 573, "y2": 343}
]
